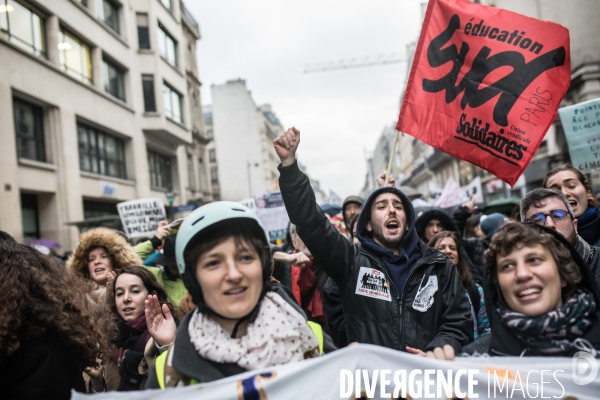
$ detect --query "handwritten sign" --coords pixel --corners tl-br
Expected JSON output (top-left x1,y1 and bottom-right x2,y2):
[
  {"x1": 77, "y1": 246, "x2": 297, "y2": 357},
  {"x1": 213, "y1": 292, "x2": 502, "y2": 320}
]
[
  {"x1": 117, "y1": 198, "x2": 166, "y2": 239},
  {"x1": 559, "y1": 98, "x2": 600, "y2": 174},
  {"x1": 254, "y1": 192, "x2": 289, "y2": 241}
]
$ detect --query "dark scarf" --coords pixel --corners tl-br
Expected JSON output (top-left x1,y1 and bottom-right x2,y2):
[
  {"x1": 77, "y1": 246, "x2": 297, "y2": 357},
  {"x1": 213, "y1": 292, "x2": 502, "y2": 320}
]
[
  {"x1": 497, "y1": 288, "x2": 596, "y2": 355},
  {"x1": 577, "y1": 206, "x2": 600, "y2": 247},
  {"x1": 110, "y1": 315, "x2": 151, "y2": 391},
  {"x1": 356, "y1": 187, "x2": 421, "y2": 296}
]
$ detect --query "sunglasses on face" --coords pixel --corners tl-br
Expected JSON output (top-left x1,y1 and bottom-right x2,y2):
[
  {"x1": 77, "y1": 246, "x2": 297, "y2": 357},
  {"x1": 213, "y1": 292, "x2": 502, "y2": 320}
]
[{"x1": 526, "y1": 209, "x2": 571, "y2": 224}]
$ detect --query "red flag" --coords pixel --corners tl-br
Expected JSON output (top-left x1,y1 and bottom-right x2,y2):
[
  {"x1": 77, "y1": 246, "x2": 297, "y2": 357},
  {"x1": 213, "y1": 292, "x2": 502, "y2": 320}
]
[{"x1": 396, "y1": 0, "x2": 570, "y2": 186}]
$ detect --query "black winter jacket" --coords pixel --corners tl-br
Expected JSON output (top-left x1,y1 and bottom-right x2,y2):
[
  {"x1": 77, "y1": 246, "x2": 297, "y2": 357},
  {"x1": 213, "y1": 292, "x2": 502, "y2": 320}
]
[
  {"x1": 574, "y1": 235, "x2": 600, "y2": 290},
  {"x1": 279, "y1": 161, "x2": 473, "y2": 353},
  {"x1": 0, "y1": 332, "x2": 86, "y2": 399}
]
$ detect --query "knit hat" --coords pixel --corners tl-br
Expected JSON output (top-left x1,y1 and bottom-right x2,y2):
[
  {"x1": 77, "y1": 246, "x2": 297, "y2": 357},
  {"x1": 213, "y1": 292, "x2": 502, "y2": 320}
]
[
  {"x1": 342, "y1": 196, "x2": 364, "y2": 212},
  {"x1": 480, "y1": 213, "x2": 507, "y2": 240}
]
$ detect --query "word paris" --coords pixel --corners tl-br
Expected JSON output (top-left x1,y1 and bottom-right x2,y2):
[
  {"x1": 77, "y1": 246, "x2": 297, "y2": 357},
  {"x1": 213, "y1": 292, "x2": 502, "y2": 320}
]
[{"x1": 339, "y1": 368, "x2": 566, "y2": 399}]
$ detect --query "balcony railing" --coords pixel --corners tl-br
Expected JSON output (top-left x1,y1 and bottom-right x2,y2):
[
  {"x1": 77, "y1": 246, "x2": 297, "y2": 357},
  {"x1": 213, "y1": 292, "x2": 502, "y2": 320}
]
[{"x1": 180, "y1": 1, "x2": 200, "y2": 32}]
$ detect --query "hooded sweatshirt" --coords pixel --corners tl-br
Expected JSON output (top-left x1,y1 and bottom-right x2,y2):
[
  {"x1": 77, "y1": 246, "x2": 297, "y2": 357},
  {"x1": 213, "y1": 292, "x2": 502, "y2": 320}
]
[{"x1": 355, "y1": 187, "x2": 420, "y2": 296}]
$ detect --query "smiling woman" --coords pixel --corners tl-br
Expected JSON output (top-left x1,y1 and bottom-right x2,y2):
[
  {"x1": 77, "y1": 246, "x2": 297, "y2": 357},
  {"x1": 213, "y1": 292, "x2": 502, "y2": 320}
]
[
  {"x1": 83, "y1": 266, "x2": 176, "y2": 393},
  {"x1": 145, "y1": 201, "x2": 335, "y2": 389},
  {"x1": 459, "y1": 222, "x2": 600, "y2": 358}
]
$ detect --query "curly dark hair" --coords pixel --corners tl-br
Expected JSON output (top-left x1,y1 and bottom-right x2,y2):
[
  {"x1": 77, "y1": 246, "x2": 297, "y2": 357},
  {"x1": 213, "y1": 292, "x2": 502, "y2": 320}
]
[
  {"x1": 0, "y1": 240, "x2": 111, "y2": 369},
  {"x1": 108, "y1": 266, "x2": 177, "y2": 324},
  {"x1": 484, "y1": 222, "x2": 581, "y2": 307}
]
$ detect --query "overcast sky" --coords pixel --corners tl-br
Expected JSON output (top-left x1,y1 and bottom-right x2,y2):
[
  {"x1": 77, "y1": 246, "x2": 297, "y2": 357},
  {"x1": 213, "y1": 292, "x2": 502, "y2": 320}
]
[{"x1": 186, "y1": 0, "x2": 425, "y2": 199}]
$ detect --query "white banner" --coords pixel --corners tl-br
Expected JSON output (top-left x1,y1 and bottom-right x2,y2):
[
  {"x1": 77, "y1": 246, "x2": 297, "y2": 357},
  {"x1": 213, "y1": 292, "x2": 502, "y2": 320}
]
[
  {"x1": 254, "y1": 192, "x2": 289, "y2": 241},
  {"x1": 461, "y1": 176, "x2": 484, "y2": 203},
  {"x1": 429, "y1": 181, "x2": 444, "y2": 201},
  {"x1": 72, "y1": 344, "x2": 600, "y2": 399},
  {"x1": 434, "y1": 177, "x2": 468, "y2": 208},
  {"x1": 117, "y1": 198, "x2": 166, "y2": 239}
]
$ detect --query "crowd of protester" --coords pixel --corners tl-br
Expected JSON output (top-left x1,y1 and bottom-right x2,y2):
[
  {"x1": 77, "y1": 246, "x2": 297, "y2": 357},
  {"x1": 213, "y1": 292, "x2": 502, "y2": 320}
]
[{"x1": 1, "y1": 127, "x2": 600, "y2": 398}]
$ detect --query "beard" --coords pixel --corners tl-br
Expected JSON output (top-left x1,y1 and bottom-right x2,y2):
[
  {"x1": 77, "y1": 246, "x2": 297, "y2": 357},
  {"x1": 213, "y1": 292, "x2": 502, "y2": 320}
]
[{"x1": 371, "y1": 220, "x2": 406, "y2": 250}]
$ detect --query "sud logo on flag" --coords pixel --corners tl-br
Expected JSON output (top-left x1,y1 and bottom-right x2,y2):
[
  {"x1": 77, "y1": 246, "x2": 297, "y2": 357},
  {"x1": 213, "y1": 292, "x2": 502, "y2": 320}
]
[{"x1": 396, "y1": 0, "x2": 571, "y2": 186}]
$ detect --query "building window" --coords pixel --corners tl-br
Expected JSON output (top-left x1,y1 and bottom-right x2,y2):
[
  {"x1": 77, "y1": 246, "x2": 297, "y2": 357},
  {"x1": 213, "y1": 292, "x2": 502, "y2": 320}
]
[
  {"x1": 148, "y1": 149, "x2": 172, "y2": 189},
  {"x1": 159, "y1": 0, "x2": 172, "y2": 11},
  {"x1": 21, "y1": 193, "x2": 40, "y2": 239},
  {"x1": 142, "y1": 75, "x2": 156, "y2": 112},
  {"x1": 163, "y1": 82, "x2": 182, "y2": 123},
  {"x1": 102, "y1": 58, "x2": 125, "y2": 101},
  {"x1": 187, "y1": 154, "x2": 195, "y2": 190},
  {"x1": 58, "y1": 29, "x2": 92, "y2": 84},
  {"x1": 0, "y1": 0, "x2": 46, "y2": 58},
  {"x1": 206, "y1": 129, "x2": 213, "y2": 140},
  {"x1": 209, "y1": 149, "x2": 216, "y2": 163},
  {"x1": 76, "y1": 0, "x2": 88, "y2": 6},
  {"x1": 78, "y1": 123, "x2": 126, "y2": 179},
  {"x1": 13, "y1": 98, "x2": 45, "y2": 162},
  {"x1": 210, "y1": 167, "x2": 218, "y2": 185},
  {"x1": 100, "y1": 0, "x2": 120, "y2": 33},
  {"x1": 136, "y1": 13, "x2": 150, "y2": 49},
  {"x1": 157, "y1": 23, "x2": 177, "y2": 67}
]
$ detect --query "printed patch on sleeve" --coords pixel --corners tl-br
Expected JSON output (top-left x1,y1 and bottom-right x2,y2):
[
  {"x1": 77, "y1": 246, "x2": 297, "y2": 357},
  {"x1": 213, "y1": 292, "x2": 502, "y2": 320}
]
[
  {"x1": 412, "y1": 275, "x2": 438, "y2": 312},
  {"x1": 355, "y1": 267, "x2": 391, "y2": 302}
]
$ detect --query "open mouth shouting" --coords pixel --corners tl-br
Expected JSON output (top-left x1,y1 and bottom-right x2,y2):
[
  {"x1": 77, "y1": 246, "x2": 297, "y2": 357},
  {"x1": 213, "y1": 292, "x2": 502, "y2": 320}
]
[{"x1": 385, "y1": 219, "x2": 400, "y2": 234}]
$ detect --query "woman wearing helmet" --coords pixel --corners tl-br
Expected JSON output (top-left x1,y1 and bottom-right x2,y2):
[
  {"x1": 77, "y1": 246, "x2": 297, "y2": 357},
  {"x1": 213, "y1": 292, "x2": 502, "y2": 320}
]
[{"x1": 146, "y1": 202, "x2": 334, "y2": 389}]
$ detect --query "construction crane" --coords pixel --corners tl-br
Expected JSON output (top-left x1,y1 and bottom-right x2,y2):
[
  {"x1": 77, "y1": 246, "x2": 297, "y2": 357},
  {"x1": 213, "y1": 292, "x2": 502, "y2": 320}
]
[{"x1": 303, "y1": 52, "x2": 407, "y2": 73}]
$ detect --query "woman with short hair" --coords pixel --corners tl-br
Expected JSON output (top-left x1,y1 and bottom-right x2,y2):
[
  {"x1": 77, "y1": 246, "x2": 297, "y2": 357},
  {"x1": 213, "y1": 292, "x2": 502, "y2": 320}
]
[
  {"x1": 146, "y1": 202, "x2": 335, "y2": 389},
  {"x1": 461, "y1": 222, "x2": 600, "y2": 357}
]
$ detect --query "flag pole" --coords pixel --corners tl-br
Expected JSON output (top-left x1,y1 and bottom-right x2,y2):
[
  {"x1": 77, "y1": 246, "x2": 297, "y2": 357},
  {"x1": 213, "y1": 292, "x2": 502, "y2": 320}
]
[{"x1": 384, "y1": 130, "x2": 400, "y2": 186}]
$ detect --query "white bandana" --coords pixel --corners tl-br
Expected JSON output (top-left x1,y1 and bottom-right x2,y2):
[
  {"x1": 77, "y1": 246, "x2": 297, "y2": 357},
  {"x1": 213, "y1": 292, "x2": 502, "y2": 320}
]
[{"x1": 188, "y1": 291, "x2": 320, "y2": 370}]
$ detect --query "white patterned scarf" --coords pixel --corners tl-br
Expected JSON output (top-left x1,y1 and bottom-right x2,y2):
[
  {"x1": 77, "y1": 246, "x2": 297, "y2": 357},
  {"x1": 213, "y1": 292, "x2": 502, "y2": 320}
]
[{"x1": 188, "y1": 291, "x2": 320, "y2": 370}]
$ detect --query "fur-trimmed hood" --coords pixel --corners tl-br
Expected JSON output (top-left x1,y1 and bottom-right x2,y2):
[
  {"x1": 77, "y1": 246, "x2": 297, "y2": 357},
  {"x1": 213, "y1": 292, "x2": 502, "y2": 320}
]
[{"x1": 67, "y1": 228, "x2": 142, "y2": 279}]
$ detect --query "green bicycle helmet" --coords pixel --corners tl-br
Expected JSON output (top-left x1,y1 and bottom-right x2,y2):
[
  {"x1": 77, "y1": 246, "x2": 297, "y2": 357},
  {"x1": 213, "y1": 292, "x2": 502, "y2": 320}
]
[{"x1": 175, "y1": 201, "x2": 272, "y2": 323}]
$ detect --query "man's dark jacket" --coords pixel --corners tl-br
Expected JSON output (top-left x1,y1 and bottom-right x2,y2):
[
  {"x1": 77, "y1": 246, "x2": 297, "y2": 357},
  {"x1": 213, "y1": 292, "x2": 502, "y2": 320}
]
[{"x1": 279, "y1": 161, "x2": 473, "y2": 353}]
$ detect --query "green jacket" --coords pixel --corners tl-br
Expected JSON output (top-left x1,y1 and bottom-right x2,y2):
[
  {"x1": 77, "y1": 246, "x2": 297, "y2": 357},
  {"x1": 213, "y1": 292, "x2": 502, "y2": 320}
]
[{"x1": 146, "y1": 267, "x2": 187, "y2": 307}]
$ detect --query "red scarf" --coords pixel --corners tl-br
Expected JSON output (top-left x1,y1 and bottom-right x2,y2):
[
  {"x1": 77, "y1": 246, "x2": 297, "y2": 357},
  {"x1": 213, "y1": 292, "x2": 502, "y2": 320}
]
[{"x1": 290, "y1": 251, "x2": 325, "y2": 322}]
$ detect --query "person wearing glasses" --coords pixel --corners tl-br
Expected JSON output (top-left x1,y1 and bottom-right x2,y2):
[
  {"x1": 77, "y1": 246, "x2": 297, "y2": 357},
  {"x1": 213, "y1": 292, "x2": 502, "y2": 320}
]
[{"x1": 520, "y1": 188, "x2": 600, "y2": 288}]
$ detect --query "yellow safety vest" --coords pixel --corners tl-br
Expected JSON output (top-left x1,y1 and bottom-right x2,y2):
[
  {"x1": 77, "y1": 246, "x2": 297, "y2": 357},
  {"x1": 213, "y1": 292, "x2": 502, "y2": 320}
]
[{"x1": 155, "y1": 321, "x2": 324, "y2": 389}]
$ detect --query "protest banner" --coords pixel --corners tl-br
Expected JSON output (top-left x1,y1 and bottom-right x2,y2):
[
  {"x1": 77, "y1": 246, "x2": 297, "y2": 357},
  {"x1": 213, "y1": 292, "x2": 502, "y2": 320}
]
[
  {"x1": 254, "y1": 192, "x2": 289, "y2": 241},
  {"x1": 117, "y1": 198, "x2": 166, "y2": 239},
  {"x1": 559, "y1": 97, "x2": 600, "y2": 174},
  {"x1": 397, "y1": 0, "x2": 571, "y2": 186},
  {"x1": 435, "y1": 176, "x2": 468, "y2": 208},
  {"x1": 429, "y1": 181, "x2": 444, "y2": 201},
  {"x1": 72, "y1": 343, "x2": 600, "y2": 400},
  {"x1": 462, "y1": 176, "x2": 484, "y2": 203}
]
